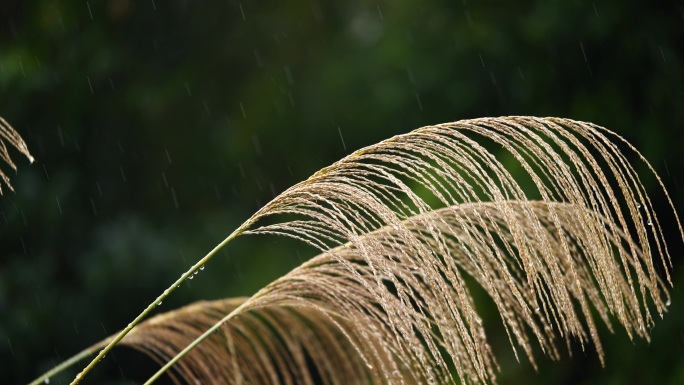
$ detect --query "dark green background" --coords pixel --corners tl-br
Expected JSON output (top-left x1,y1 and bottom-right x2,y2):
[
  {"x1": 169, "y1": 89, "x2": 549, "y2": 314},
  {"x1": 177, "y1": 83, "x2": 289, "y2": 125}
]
[{"x1": 2, "y1": 1, "x2": 683, "y2": 384}]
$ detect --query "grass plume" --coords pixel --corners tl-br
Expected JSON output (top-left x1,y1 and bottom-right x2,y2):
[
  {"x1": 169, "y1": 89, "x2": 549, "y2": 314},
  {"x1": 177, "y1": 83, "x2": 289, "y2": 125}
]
[
  {"x1": 0, "y1": 116, "x2": 34, "y2": 193},
  {"x1": 33, "y1": 116, "x2": 681, "y2": 384}
]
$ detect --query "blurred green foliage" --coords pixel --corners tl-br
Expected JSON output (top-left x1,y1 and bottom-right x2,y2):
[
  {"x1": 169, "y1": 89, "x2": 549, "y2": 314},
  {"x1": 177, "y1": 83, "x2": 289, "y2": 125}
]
[{"x1": 1, "y1": 0, "x2": 682, "y2": 384}]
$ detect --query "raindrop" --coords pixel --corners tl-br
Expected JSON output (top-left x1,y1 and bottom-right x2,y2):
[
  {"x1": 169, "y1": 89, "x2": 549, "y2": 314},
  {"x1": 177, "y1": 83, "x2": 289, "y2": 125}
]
[
  {"x1": 535, "y1": 307, "x2": 540, "y2": 313},
  {"x1": 580, "y1": 42, "x2": 588, "y2": 63},
  {"x1": 44, "y1": 378, "x2": 49, "y2": 384},
  {"x1": 337, "y1": 127, "x2": 347, "y2": 151},
  {"x1": 89, "y1": 198, "x2": 97, "y2": 215},
  {"x1": 20, "y1": 237, "x2": 27, "y2": 255},
  {"x1": 637, "y1": 203, "x2": 642, "y2": 209},
  {"x1": 158, "y1": 302, "x2": 162, "y2": 306},
  {"x1": 240, "y1": 102, "x2": 247, "y2": 119},
  {"x1": 253, "y1": 49, "x2": 264, "y2": 67},
  {"x1": 193, "y1": 270, "x2": 199, "y2": 275},
  {"x1": 666, "y1": 299, "x2": 671, "y2": 307},
  {"x1": 647, "y1": 219, "x2": 653, "y2": 226},
  {"x1": 284, "y1": 66, "x2": 293, "y2": 85},
  {"x1": 251, "y1": 133, "x2": 262, "y2": 155},
  {"x1": 188, "y1": 275, "x2": 194, "y2": 280},
  {"x1": 171, "y1": 188, "x2": 179, "y2": 209},
  {"x1": 87, "y1": 1, "x2": 93, "y2": 20},
  {"x1": 200, "y1": 265, "x2": 205, "y2": 270}
]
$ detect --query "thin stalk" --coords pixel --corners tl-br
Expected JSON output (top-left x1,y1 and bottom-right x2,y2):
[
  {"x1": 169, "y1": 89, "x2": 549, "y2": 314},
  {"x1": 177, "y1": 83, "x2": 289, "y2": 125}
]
[
  {"x1": 70, "y1": 229, "x2": 243, "y2": 385},
  {"x1": 142, "y1": 301, "x2": 250, "y2": 385}
]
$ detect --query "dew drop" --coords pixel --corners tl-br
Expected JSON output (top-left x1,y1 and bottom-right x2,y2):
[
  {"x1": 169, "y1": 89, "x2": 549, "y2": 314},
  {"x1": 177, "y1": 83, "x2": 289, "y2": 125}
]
[
  {"x1": 188, "y1": 275, "x2": 194, "y2": 280},
  {"x1": 200, "y1": 265, "x2": 205, "y2": 270},
  {"x1": 648, "y1": 219, "x2": 653, "y2": 226},
  {"x1": 637, "y1": 203, "x2": 642, "y2": 209},
  {"x1": 535, "y1": 307, "x2": 540, "y2": 312},
  {"x1": 44, "y1": 378, "x2": 50, "y2": 384},
  {"x1": 666, "y1": 299, "x2": 671, "y2": 307},
  {"x1": 158, "y1": 302, "x2": 162, "y2": 306}
]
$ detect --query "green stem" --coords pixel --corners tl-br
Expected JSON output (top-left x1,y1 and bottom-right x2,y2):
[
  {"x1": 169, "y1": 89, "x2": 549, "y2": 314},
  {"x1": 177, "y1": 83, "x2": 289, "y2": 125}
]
[
  {"x1": 143, "y1": 301, "x2": 249, "y2": 385},
  {"x1": 70, "y1": 229, "x2": 242, "y2": 385}
]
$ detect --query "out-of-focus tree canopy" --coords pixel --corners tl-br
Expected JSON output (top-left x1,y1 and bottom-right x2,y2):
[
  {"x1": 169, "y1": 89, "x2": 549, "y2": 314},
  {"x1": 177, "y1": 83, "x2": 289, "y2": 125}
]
[{"x1": 2, "y1": 1, "x2": 683, "y2": 384}]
